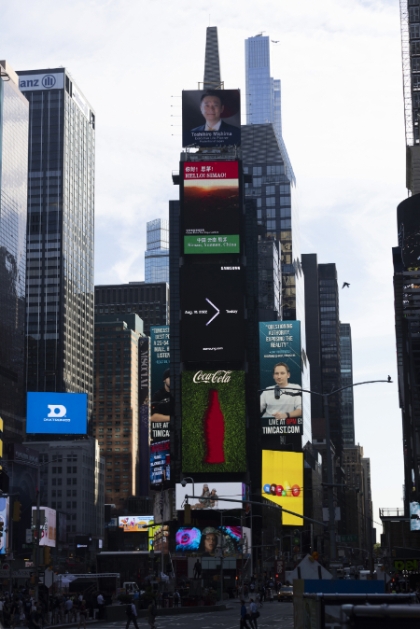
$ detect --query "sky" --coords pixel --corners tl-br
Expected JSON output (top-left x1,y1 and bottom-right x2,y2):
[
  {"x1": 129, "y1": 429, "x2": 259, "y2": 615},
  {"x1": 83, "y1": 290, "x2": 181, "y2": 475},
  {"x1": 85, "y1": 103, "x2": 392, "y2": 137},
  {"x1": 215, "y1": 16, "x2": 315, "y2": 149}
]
[{"x1": 2, "y1": 0, "x2": 406, "y2": 526}]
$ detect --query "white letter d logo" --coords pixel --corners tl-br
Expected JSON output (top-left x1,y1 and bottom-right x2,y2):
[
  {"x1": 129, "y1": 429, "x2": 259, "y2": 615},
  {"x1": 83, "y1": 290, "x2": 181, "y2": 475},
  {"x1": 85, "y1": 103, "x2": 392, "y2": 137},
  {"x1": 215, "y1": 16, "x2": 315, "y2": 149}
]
[{"x1": 47, "y1": 405, "x2": 66, "y2": 417}]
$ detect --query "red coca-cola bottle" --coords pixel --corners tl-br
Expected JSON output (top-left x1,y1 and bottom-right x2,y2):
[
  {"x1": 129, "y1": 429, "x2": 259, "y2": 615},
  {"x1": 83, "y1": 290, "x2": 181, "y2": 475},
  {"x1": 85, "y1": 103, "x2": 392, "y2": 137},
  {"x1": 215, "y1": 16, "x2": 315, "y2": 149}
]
[{"x1": 203, "y1": 389, "x2": 225, "y2": 463}]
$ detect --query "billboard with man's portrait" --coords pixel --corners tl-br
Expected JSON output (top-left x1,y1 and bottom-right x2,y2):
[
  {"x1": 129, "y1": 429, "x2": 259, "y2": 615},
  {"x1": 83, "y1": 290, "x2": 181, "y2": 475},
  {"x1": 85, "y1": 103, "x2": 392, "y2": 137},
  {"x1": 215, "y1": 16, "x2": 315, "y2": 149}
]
[
  {"x1": 182, "y1": 89, "x2": 241, "y2": 148},
  {"x1": 259, "y1": 321, "x2": 304, "y2": 450}
]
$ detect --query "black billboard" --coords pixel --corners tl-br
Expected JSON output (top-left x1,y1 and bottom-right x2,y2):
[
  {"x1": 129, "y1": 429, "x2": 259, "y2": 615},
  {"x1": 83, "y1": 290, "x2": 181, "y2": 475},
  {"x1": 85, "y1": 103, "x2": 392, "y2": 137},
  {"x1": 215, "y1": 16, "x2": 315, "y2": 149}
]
[{"x1": 180, "y1": 264, "x2": 244, "y2": 362}]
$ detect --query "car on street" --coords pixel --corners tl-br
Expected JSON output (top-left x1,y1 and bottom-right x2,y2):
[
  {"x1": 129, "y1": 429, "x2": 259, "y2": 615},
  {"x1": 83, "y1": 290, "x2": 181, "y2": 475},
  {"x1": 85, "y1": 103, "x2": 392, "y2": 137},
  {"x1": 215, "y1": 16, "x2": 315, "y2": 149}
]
[{"x1": 277, "y1": 585, "x2": 293, "y2": 602}]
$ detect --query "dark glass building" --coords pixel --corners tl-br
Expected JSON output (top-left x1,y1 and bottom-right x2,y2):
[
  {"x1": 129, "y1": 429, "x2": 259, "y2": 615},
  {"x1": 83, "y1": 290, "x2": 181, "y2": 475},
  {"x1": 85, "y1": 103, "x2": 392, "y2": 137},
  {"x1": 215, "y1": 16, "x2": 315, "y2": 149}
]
[
  {"x1": 17, "y1": 68, "x2": 95, "y2": 420},
  {"x1": 0, "y1": 61, "x2": 29, "y2": 444},
  {"x1": 94, "y1": 282, "x2": 169, "y2": 336}
]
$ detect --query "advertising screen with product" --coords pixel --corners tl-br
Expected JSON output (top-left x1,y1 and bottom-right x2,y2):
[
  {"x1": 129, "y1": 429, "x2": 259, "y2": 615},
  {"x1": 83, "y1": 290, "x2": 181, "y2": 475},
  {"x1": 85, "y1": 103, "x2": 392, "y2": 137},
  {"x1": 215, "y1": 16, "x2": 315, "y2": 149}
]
[
  {"x1": 32, "y1": 507, "x2": 56, "y2": 547},
  {"x1": 175, "y1": 524, "x2": 242, "y2": 555},
  {"x1": 182, "y1": 89, "x2": 241, "y2": 149},
  {"x1": 175, "y1": 482, "x2": 244, "y2": 511},
  {"x1": 26, "y1": 392, "x2": 87, "y2": 435},
  {"x1": 182, "y1": 161, "x2": 241, "y2": 254},
  {"x1": 182, "y1": 370, "x2": 246, "y2": 474},
  {"x1": 261, "y1": 450, "x2": 304, "y2": 526},
  {"x1": 150, "y1": 440, "x2": 170, "y2": 486},
  {"x1": 180, "y1": 265, "x2": 244, "y2": 363},
  {"x1": 118, "y1": 515, "x2": 154, "y2": 532},
  {"x1": 259, "y1": 322, "x2": 303, "y2": 450}
]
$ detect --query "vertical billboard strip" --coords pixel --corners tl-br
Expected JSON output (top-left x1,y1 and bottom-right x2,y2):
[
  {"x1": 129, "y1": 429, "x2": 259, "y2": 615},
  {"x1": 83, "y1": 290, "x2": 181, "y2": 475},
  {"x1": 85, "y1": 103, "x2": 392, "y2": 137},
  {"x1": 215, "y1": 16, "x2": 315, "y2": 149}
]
[
  {"x1": 261, "y1": 451, "x2": 303, "y2": 527},
  {"x1": 149, "y1": 326, "x2": 171, "y2": 487},
  {"x1": 182, "y1": 161, "x2": 241, "y2": 254},
  {"x1": 182, "y1": 370, "x2": 246, "y2": 473}
]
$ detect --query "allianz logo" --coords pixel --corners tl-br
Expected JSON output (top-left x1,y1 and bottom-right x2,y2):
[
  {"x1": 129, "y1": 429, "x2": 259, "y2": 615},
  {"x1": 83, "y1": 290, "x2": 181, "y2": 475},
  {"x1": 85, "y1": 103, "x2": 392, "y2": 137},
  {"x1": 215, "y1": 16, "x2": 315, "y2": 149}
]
[{"x1": 19, "y1": 75, "x2": 57, "y2": 89}]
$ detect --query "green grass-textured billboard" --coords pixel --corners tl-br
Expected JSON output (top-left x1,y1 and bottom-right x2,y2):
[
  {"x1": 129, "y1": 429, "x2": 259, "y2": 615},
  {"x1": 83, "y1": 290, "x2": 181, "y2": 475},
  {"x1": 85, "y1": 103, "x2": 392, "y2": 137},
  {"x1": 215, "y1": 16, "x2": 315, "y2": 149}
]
[{"x1": 182, "y1": 370, "x2": 246, "y2": 473}]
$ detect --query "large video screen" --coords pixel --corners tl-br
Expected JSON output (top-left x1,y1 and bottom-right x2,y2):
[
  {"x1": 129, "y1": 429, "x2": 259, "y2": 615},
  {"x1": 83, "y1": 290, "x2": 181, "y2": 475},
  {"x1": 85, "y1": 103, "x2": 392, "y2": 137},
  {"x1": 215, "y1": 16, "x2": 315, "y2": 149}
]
[
  {"x1": 180, "y1": 265, "x2": 244, "y2": 362},
  {"x1": 175, "y1": 524, "x2": 242, "y2": 556},
  {"x1": 175, "y1": 482, "x2": 244, "y2": 511},
  {"x1": 118, "y1": 515, "x2": 154, "y2": 532},
  {"x1": 259, "y1": 322, "x2": 303, "y2": 450},
  {"x1": 182, "y1": 370, "x2": 246, "y2": 473},
  {"x1": 182, "y1": 89, "x2": 241, "y2": 148},
  {"x1": 182, "y1": 161, "x2": 241, "y2": 254},
  {"x1": 31, "y1": 507, "x2": 56, "y2": 547},
  {"x1": 26, "y1": 392, "x2": 87, "y2": 435},
  {"x1": 262, "y1": 451, "x2": 303, "y2": 527}
]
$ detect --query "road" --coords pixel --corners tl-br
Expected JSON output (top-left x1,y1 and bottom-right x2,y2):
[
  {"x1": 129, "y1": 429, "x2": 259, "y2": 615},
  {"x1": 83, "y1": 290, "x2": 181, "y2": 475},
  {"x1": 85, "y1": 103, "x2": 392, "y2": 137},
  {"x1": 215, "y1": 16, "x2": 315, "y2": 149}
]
[{"x1": 95, "y1": 602, "x2": 293, "y2": 629}]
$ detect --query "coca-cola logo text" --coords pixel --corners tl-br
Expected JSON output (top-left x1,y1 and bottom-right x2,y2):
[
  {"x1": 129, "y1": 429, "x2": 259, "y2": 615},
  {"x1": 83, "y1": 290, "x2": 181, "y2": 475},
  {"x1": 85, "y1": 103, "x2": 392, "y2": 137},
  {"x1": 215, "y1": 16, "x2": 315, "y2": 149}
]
[{"x1": 193, "y1": 370, "x2": 232, "y2": 384}]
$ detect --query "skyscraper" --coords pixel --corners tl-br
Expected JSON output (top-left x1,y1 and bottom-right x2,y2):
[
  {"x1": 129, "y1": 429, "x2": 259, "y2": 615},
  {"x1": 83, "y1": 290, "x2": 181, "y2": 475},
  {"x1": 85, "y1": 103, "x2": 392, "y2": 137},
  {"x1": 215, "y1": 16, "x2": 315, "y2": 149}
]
[
  {"x1": 245, "y1": 34, "x2": 281, "y2": 138},
  {"x1": 144, "y1": 218, "x2": 169, "y2": 284},
  {"x1": 340, "y1": 323, "x2": 355, "y2": 446},
  {"x1": 0, "y1": 61, "x2": 29, "y2": 445},
  {"x1": 17, "y1": 68, "x2": 95, "y2": 420}
]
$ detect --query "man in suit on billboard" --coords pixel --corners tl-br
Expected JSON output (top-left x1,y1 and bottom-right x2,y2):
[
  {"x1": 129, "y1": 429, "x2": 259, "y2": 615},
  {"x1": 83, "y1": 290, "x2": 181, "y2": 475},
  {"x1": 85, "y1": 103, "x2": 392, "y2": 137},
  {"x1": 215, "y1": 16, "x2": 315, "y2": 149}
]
[{"x1": 189, "y1": 91, "x2": 240, "y2": 146}]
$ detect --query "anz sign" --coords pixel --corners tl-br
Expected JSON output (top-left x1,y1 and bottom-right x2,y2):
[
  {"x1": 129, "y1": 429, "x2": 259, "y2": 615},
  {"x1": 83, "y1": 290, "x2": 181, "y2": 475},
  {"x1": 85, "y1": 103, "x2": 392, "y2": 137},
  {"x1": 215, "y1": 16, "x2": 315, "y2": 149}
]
[{"x1": 19, "y1": 72, "x2": 64, "y2": 92}]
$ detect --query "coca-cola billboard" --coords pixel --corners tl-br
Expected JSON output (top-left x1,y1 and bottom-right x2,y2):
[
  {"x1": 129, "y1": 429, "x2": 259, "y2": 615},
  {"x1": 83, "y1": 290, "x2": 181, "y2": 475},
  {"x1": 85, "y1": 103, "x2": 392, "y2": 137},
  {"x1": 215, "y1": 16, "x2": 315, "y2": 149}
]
[{"x1": 181, "y1": 370, "x2": 246, "y2": 473}]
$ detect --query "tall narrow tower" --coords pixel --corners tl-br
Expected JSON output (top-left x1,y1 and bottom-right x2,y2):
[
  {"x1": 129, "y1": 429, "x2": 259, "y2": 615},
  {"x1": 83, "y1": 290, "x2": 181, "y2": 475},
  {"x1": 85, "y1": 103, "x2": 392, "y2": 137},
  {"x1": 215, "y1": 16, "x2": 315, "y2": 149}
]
[
  {"x1": 203, "y1": 26, "x2": 222, "y2": 88},
  {"x1": 17, "y1": 68, "x2": 95, "y2": 421}
]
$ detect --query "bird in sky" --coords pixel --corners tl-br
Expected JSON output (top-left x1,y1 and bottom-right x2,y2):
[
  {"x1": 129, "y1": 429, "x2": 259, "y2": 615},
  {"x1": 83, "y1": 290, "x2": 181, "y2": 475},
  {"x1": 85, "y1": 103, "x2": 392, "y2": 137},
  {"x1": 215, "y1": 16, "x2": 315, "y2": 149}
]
[
  {"x1": 388, "y1": 375, "x2": 392, "y2": 382},
  {"x1": 271, "y1": 40, "x2": 280, "y2": 43},
  {"x1": 342, "y1": 282, "x2": 350, "y2": 288}
]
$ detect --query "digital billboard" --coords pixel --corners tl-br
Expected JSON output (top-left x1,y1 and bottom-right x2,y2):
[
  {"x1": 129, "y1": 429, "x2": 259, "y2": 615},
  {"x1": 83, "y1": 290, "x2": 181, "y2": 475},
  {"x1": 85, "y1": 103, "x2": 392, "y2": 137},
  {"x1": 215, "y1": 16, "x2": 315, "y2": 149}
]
[
  {"x1": 150, "y1": 440, "x2": 170, "y2": 486},
  {"x1": 26, "y1": 392, "x2": 87, "y2": 435},
  {"x1": 0, "y1": 498, "x2": 9, "y2": 555},
  {"x1": 182, "y1": 89, "x2": 241, "y2": 148},
  {"x1": 149, "y1": 327, "x2": 172, "y2": 488},
  {"x1": 262, "y1": 451, "x2": 303, "y2": 526},
  {"x1": 182, "y1": 370, "x2": 246, "y2": 473},
  {"x1": 31, "y1": 507, "x2": 56, "y2": 547},
  {"x1": 175, "y1": 482, "x2": 244, "y2": 511},
  {"x1": 259, "y1": 322, "x2": 303, "y2": 450},
  {"x1": 180, "y1": 265, "x2": 244, "y2": 362},
  {"x1": 410, "y1": 502, "x2": 420, "y2": 531},
  {"x1": 175, "y1": 524, "x2": 243, "y2": 556},
  {"x1": 182, "y1": 161, "x2": 241, "y2": 254},
  {"x1": 118, "y1": 515, "x2": 154, "y2": 532}
]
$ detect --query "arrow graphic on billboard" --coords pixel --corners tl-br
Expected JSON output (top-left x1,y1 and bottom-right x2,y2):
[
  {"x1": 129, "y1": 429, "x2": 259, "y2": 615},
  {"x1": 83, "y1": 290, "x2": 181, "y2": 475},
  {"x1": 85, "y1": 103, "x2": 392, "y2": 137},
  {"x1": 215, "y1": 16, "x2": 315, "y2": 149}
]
[{"x1": 205, "y1": 298, "x2": 220, "y2": 325}]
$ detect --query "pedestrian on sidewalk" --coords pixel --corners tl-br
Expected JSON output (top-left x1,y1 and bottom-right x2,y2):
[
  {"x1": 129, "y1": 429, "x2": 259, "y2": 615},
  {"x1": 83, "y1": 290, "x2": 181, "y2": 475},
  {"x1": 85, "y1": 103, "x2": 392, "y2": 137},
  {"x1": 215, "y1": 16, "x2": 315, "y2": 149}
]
[
  {"x1": 249, "y1": 598, "x2": 260, "y2": 629},
  {"x1": 77, "y1": 599, "x2": 87, "y2": 629},
  {"x1": 240, "y1": 600, "x2": 251, "y2": 629},
  {"x1": 147, "y1": 599, "x2": 157, "y2": 629},
  {"x1": 125, "y1": 602, "x2": 139, "y2": 629}
]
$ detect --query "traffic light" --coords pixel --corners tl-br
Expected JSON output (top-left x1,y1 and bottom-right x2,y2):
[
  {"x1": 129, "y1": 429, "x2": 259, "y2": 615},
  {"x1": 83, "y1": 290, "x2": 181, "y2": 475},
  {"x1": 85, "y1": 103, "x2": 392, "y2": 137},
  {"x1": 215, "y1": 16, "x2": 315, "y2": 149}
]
[
  {"x1": 0, "y1": 520, "x2": 5, "y2": 538},
  {"x1": 13, "y1": 501, "x2": 22, "y2": 522}
]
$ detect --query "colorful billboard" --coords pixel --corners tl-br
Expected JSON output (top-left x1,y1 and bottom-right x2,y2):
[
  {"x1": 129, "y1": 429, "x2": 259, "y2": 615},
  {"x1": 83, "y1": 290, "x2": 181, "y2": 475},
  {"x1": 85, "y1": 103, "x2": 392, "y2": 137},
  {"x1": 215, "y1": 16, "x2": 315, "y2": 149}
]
[
  {"x1": 262, "y1": 451, "x2": 303, "y2": 527},
  {"x1": 181, "y1": 161, "x2": 241, "y2": 254},
  {"x1": 410, "y1": 502, "x2": 420, "y2": 531},
  {"x1": 175, "y1": 524, "x2": 243, "y2": 556},
  {"x1": 26, "y1": 392, "x2": 87, "y2": 435},
  {"x1": 182, "y1": 89, "x2": 241, "y2": 148},
  {"x1": 175, "y1": 482, "x2": 244, "y2": 511},
  {"x1": 180, "y1": 265, "x2": 244, "y2": 362},
  {"x1": 0, "y1": 497, "x2": 9, "y2": 555},
  {"x1": 259, "y1": 322, "x2": 303, "y2": 450},
  {"x1": 118, "y1": 515, "x2": 154, "y2": 532},
  {"x1": 150, "y1": 327, "x2": 170, "y2": 395},
  {"x1": 150, "y1": 440, "x2": 170, "y2": 486},
  {"x1": 182, "y1": 370, "x2": 246, "y2": 473},
  {"x1": 31, "y1": 507, "x2": 56, "y2": 547}
]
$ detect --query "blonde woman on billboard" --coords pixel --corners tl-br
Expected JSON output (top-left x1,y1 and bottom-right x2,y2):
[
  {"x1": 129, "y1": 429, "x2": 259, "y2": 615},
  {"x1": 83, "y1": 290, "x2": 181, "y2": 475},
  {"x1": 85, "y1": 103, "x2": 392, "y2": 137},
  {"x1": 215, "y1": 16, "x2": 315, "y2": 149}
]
[{"x1": 260, "y1": 362, "x2": 302, "y2": 419}]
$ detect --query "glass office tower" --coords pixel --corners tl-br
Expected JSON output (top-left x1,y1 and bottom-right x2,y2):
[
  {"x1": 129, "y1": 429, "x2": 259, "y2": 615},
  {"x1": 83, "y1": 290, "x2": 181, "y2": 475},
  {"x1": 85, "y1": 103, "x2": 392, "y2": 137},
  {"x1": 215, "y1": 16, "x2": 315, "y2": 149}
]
[
  {"x1": 0, "y1": 61, "x2": 29, "y2": 444},
  {"x1": 17, "y1": 68, "x2": 95, "y2": 421},
  {"x1": 340, "y1": 323, "x2": 355, "y2": 446},
  {"x1": 245, "y1": 35, "x2": 281, "y2": 139},
  {"x1": 145, "y1": 218, "x2": 169, "y2": 284}
]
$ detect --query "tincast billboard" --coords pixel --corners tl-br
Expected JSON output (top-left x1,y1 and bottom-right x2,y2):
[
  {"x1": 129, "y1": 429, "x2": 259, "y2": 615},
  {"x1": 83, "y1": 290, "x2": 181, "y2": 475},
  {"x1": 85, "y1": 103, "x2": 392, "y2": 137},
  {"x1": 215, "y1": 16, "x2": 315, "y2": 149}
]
[
  {"x1": 182, "y1": 370, "x2": 246, "y2": 473},
  {"x1": 261, "y1": 451, "x2": 303, "y2": 526},
  {"x1": 26, "y1": 392, "x2": 87, "y2": 435},
  {"x1": 259, "y1": 322, "x2": 303, "y2": 450},
  {"x1": 182, "y1": 161, "x2": 241, "y2": 254},
  {"x1": 182, "y1": 89, "x2": 241, "y2": 148},
  {"x1": 180, "y1": 265, "x2": 244, "y2": 362}
]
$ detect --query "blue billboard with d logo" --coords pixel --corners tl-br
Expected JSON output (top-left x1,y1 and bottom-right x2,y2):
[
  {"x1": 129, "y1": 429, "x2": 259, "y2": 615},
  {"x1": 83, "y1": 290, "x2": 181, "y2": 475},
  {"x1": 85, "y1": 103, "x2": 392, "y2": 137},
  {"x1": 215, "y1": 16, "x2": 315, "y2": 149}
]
[{"x1": 26, "y1": 392, "x2": 88, "y2": 435}]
